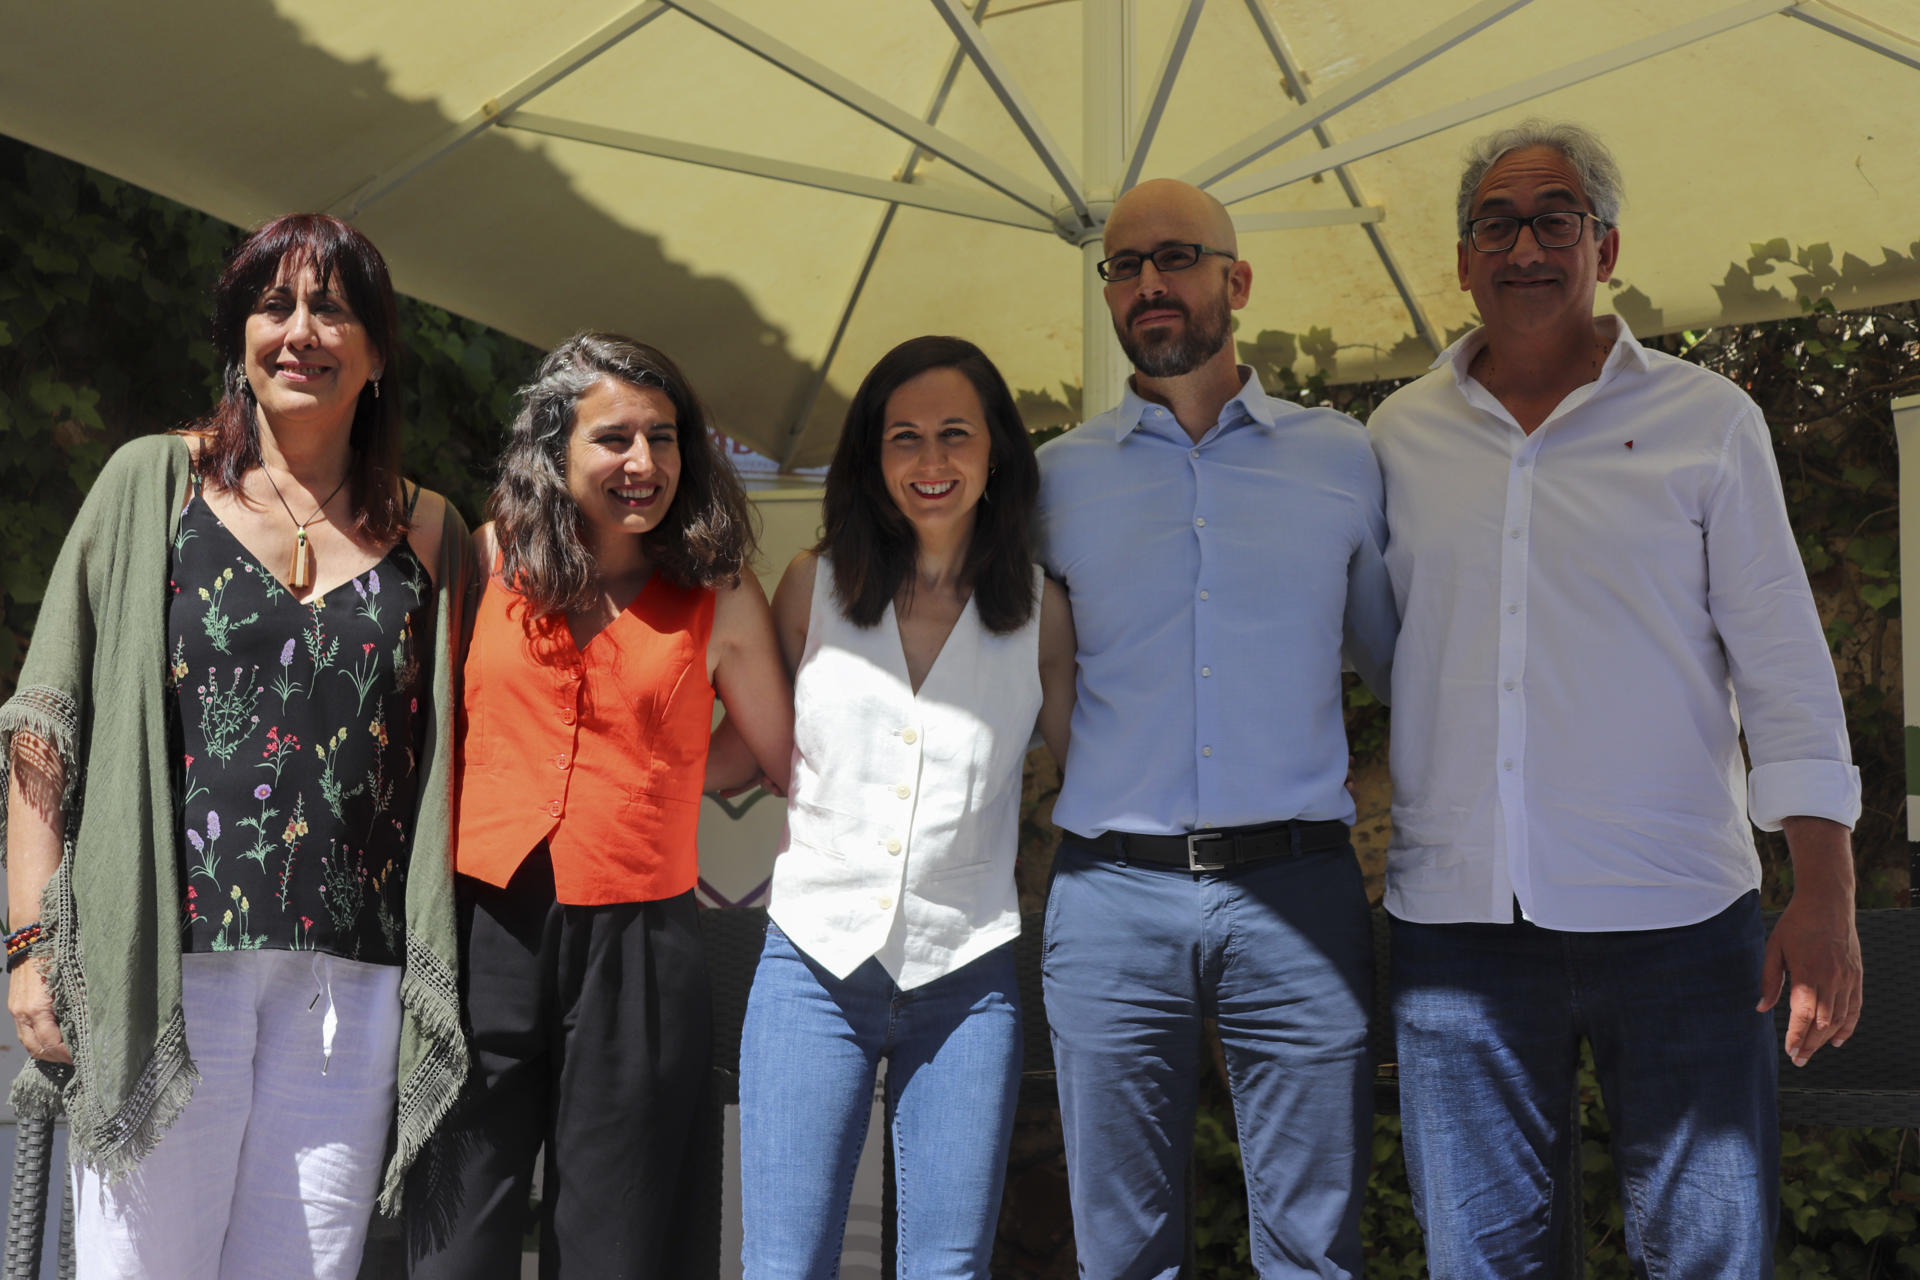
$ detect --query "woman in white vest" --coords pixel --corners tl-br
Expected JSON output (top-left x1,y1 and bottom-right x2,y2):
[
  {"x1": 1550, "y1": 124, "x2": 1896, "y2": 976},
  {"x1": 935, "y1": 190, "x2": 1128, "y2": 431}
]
[{"x1": 739, "y1": 335, "x2": 1076, "y2": 1277}]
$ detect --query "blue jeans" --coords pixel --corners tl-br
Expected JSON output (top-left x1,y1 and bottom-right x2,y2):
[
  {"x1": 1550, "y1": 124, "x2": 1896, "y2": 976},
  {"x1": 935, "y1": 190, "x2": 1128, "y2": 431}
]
[
  {"x1": 1390, "y1": 891, "x2": 1779, "y2": 1279},
  {"x1": 1041, "y1": 835, "x2": 1373, "y2": 1280},
  {"x1": 738, "y1": 923, "x2": 1021, "y2": 1280}
]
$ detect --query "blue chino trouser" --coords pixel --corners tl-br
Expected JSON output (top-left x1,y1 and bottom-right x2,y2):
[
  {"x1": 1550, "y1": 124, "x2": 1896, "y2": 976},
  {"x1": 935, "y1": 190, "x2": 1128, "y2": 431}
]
[
  {"x1": 1041, "y1": 833, "x2": 1374, "y2": 1280},
  {"x1": 1390, "y1": 890, "x2": 1779, "y2": 1279}
]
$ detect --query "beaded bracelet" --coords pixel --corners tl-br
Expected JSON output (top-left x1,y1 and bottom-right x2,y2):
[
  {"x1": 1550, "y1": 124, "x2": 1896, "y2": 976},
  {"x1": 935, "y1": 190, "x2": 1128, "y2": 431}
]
[{"x1": 5, "y1": 921, "x2": 43, "y2": 972}]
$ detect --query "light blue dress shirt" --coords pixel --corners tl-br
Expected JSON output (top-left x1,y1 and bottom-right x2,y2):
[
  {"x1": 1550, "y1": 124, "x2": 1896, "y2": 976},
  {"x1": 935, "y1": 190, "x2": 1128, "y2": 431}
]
[{"x1": 1037, "y1": 369, "x2": 1397, "y2": 838}]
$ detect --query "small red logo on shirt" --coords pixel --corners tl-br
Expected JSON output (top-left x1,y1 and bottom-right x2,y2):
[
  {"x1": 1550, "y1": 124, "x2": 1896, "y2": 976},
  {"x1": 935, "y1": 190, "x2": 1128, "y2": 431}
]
[{"x1": 1624, "y1": 440, "x2": 1634, "y2": 449}]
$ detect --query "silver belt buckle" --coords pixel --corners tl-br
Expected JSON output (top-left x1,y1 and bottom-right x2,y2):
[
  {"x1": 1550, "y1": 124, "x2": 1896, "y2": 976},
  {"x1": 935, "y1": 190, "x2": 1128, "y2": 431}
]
[{"x1": 1185, "y1": 830, "x2": 1227, "y2": 872}]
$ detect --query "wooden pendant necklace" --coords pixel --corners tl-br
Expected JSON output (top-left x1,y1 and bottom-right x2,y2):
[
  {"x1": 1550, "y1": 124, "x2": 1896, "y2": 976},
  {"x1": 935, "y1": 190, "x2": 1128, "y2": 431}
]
[{"x1": 262, "y1": 465, "x2": 349, "y2": 591}]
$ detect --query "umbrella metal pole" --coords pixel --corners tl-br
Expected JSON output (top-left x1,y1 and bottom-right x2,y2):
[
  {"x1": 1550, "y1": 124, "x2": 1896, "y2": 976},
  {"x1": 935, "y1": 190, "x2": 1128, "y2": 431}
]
[
  {"x1": 1895, "y1": 394, "x2": 1920, "y2": 902},
  {"x1": 1079, "y1": 0, "x2": 1132, "y2": 420}
]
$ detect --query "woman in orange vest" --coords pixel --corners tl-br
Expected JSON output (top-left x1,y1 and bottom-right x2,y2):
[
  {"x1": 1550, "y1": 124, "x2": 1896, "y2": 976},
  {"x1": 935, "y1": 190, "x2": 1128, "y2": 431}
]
[{"x1": 414, "y1": 332, "x2": 793, "y2": 1279}]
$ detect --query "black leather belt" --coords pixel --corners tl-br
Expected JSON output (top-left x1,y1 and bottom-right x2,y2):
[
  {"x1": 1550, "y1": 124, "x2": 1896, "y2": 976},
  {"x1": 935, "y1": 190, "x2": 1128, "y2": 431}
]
[{"x1": 1090, "y1": 818, "x2": 1350, "y2": 872}]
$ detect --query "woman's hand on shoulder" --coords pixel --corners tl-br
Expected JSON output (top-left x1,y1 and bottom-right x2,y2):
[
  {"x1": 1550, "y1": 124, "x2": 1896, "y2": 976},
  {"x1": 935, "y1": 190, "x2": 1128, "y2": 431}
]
[{"x1": 769, "y1": 550, "x2": 817, "y2": 680}]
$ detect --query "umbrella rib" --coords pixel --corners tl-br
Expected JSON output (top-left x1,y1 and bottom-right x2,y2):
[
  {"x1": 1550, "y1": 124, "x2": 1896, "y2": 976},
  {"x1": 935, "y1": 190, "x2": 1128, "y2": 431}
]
[
  {"x1": 503, "y1": 114, "x2": 1053, "y2": 232},
  {"x1": 926, "y1": 0, "x2": 1091, "y2": 223},
  {"x1": 327, "y1": 0, "x2": 670, "y2": 218},
  {"x1": 1237, "y1": 0, "x2": 1442, "y2": 358},
  {"x1": 780, "y1": 6, "x2": 985, "y2": 471},
  {"x1": 663, "y1": 0, "x2": 1059, "y2": 220},
  {"x1": 1182, "y1": 0, "x2": 1536, "y2": 192},
  {"x1": 1209, "y1": 0, "x2": 1796, "y2": 206},
  {"x1": 1789, "y1": 1, "x2": 1920, "y2": 72},
  {"x1": 1232, "y1": 208, "x2": 1385, "y2": 231},
  {"x1": 1121, "y1": 0, "x2": 1208, "y2": 193},
  {"x1": 777, "y1": 205, "x2": 897, "y2": 472}
]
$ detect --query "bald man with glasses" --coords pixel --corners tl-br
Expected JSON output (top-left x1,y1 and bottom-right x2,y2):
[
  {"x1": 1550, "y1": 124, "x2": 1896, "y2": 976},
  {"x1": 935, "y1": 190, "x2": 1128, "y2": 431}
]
[{"x1": 1034, "y1": 178, "x2": 1397, "y2": 1279}]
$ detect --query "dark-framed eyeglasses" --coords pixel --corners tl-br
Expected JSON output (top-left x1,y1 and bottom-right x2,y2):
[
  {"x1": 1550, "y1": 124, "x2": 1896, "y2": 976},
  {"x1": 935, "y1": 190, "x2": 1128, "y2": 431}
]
[
  {"x1": 1465, "y1": 211, "x2": 1609, "y2": 254},
  {"x1": 1096, "y1": 242, "x2": 1237, "y2": 282}
]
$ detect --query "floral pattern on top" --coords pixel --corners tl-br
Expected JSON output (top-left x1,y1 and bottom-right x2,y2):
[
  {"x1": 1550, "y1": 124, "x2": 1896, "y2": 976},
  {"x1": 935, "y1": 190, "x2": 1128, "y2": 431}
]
[{"x1": 168, "y1": 482, "x2": 430, "y2": 963}]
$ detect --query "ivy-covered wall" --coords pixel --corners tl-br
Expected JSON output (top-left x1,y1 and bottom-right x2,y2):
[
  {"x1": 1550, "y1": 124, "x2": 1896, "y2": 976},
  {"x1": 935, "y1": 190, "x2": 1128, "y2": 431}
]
[
  {"x1": 0, "y1": 134, "x2": 538, "y2": 690},
  {"x1": 4, "y1": 134, "x2": 1915, "y2": 1276}
]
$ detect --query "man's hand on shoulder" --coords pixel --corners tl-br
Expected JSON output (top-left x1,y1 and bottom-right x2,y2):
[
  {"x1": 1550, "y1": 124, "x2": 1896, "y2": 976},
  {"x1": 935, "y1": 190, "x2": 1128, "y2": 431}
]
[{"x1": 1757, "y1": 816, "x2": 1861, "y2": 1067}]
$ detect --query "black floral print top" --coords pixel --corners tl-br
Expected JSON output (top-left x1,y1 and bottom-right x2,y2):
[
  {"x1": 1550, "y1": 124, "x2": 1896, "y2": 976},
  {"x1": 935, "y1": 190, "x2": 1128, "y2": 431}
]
[{"x1": 167, "y1": 481, "x2": 429, "y2": 963}]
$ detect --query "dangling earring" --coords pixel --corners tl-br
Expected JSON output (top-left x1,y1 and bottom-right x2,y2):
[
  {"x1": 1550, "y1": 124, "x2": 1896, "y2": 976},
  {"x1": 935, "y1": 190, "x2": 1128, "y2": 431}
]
[{"x1": 371, "y1": 377, "x2": 381, "y2": 400}]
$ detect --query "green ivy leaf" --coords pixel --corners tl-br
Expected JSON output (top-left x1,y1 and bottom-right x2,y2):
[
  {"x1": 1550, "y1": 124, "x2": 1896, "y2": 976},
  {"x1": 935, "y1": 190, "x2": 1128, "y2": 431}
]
[
  {"x1": 26, "y1": 241, "x2": 79, "y2": 274},
  {"x1": 1840, "y1": 466, "x2": 1881, "y2": 490},
  {"x1": 1859, "y1": 582, "x2": 1899, "y2": 610},
  {"x1": 1842, "y1": 1207, "x2": 1889, "y2": 1242},
  {"x1": 87, "y1": 238, "x2": 138, "y2": 280}
]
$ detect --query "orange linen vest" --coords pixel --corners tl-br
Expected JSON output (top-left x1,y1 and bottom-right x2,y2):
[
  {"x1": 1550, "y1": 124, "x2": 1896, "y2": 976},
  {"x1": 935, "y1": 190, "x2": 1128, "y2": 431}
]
[{"x1": 455, "y1": 572, "x2": 716, "y2": 905}]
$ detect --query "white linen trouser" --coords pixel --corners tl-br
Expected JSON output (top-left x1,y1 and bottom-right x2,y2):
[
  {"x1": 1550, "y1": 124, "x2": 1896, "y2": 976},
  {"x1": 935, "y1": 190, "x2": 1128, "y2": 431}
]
[{"x1": 72, "y1": 950, "x2": 403, "y2": 1280}]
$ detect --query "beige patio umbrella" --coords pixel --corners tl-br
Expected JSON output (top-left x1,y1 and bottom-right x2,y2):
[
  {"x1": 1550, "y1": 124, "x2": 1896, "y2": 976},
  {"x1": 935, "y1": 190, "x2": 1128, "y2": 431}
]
[{"x1": 1, "y1": 0, "x2": 1916, "y2": 467}]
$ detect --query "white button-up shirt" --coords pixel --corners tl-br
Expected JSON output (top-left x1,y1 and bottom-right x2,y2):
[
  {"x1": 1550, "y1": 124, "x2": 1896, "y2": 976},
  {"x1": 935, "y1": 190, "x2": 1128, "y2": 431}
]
[{"x1": 1370, "y1": 317, "x2": 1859, "y2": 930}]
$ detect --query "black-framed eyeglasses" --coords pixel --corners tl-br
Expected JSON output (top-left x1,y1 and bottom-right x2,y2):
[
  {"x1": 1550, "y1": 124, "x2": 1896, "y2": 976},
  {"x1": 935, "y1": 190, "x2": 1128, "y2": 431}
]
[
  {"x1": 1465, "y1": 211, "x2": 1609, "y2": 253},
  {"x1": 1096, "y1": 242, "x2": 1237, "y2": 282}
]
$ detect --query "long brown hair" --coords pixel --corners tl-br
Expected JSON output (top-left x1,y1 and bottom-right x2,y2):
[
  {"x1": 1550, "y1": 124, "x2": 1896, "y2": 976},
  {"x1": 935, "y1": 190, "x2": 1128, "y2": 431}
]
[
  {"x1": 191, "y1": 213, "x2": 406, "y2": 543},
  {"x1": 490, "y1": 332, "x2": 754, "y2": 618},
  {"x1": 819, "y1": 335, "x2": 1039, "y2": 634}
]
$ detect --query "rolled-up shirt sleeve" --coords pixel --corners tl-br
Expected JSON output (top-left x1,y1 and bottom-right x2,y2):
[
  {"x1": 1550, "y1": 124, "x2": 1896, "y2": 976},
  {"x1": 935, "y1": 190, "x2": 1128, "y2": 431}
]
[{"x1": 1704, "y1": 404, "x2": 1861, "y2": 831}]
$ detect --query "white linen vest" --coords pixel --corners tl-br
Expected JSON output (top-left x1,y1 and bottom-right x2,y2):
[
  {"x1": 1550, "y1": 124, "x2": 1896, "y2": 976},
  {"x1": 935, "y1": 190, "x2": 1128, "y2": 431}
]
[{"x1": 770, "y1": 556, "x2": 1043, "y2": 990}]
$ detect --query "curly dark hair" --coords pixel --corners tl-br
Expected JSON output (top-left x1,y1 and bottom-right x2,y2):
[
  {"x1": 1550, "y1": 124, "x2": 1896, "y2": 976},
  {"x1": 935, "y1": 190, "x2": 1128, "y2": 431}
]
[
  {"x1": 819, "y1": 335, "x2": 1039, "y2": 635},
  {"x1": 192, "y1": 213, "x2": 406, "y2": 543},
  {"x1": 490, "y1": 332, "x2": 754, "y2": 618}
]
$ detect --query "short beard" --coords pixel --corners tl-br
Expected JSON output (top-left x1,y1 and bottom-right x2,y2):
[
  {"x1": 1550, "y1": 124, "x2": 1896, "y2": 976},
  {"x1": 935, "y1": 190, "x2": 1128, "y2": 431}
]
[{"x1": 1115, "y1": 291, "x2": 1233, "y2": 378}]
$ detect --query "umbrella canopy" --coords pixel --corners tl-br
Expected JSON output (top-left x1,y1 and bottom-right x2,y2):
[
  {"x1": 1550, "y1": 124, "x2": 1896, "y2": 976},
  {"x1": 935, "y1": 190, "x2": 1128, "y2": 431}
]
[{"x1": 3, "y1": 0, "x2": 1916, "y2": 465}]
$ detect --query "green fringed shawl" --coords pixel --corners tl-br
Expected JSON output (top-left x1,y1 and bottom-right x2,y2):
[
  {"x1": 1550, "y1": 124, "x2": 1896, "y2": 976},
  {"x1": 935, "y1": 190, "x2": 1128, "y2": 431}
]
[{"x1": 1, "y1": 433, "x2": 470, "y2": 1213}]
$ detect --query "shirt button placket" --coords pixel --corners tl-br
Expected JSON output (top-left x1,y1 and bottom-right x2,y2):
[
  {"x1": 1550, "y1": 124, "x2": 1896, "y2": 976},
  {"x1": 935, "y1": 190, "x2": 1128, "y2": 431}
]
[
  {"x1": 887, "y1": 723, "x2": 921, "y2": 865},
  {"x1": 551, "y1": 671, "x2": 581, "y2": 822},
  {"x1": 1192, "y1": 459, "x2": 1219, "y2": 813},
  {"x1": 1495, "y1": 439, "x2": 1537, "y2": 897}
]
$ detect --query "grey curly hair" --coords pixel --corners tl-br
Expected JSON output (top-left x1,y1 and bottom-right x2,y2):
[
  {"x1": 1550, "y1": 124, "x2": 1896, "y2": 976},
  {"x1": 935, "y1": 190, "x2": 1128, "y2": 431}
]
[{"x1": 1455, "y1": 119, "x2": 1624, "y2": 239}]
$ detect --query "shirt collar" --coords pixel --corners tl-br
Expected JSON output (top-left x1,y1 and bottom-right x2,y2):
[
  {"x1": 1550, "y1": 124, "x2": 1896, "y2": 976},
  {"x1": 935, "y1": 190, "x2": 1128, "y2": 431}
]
[
  {"x1": 1106, "y1": 365, "x2": 1272, "y2": 441},
  {"x1": 1435, "y1": 313, "x2": 1652, "y2": 390}
]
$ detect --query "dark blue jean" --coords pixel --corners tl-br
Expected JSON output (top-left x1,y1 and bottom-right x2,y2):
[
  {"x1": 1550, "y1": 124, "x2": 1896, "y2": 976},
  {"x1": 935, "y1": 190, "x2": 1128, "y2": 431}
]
[
  {"x1": 738, "y1": 923, "x2": 1021, "y2": 1279},
  {"x1": 1390, "y1": 890, "x2": 1779, "y2": 1279},
  {"x1": 1041, "y1": 835, "x2": 1373, "y2": 1280}
]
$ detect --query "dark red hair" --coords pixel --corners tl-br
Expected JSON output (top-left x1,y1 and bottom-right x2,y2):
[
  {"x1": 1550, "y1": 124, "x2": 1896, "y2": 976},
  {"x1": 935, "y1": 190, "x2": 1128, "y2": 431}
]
[{"x1": 192, "y1": 213, "x2": 406, "y2": 542}]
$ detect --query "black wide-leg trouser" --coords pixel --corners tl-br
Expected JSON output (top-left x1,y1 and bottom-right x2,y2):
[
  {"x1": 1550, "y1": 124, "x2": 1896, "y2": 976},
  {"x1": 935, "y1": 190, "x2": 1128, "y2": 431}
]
[{"x1": 411, "y1": 845, "x2": 712, "y2": 1280}]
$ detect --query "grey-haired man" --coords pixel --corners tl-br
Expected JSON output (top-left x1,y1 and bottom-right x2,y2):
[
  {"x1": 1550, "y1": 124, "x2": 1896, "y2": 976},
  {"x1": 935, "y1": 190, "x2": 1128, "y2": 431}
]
[{"x1": 1369, "y1": 121, "x2": 1862, "y2": 1277}]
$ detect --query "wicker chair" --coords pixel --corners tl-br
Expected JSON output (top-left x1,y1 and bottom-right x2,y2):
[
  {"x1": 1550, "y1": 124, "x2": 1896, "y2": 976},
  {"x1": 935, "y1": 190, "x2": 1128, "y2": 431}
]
[{"x1": 4, "y1": 1104, "x2": 71, "y2": 1280}]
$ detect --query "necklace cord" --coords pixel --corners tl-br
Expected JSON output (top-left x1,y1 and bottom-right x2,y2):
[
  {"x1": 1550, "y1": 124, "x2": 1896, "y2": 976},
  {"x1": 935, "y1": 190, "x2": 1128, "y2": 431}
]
[
  {"x1": 262, "y1": 466, "x2": 350, "y2": 531},
  {"x1": 261, "y1": 465, "x2": 351, "y2": 591}
]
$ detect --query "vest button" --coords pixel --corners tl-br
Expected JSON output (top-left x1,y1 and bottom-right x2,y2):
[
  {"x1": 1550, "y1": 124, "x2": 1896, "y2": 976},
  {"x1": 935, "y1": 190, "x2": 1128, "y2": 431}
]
[
  {"x1": 560, "y1": 709, "x2": 575, "y2": 724},
  {"x1": 901, "y1": 728, "x2": 917, "y2": 744},
  {"x1": 877, "y1": 895, "x2": 893, "y2": 910},
  {"x1": 886, "y1": 838, "x2": 902, "y2": 854},
  {"x1": 895, "y1": 784, "x2": 910, "y2": 799},
  {"x1": 555, "y1": 753, "x2": 569, "y2": 769},
  {"x1": 548, "y1": 800, "x2": 562, "y2": 817}
]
